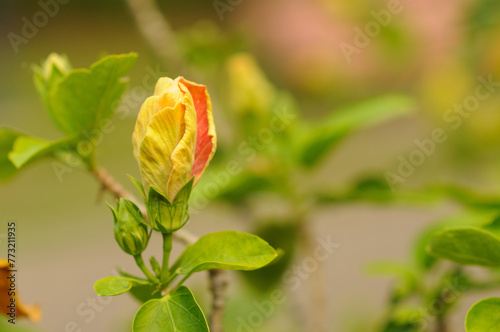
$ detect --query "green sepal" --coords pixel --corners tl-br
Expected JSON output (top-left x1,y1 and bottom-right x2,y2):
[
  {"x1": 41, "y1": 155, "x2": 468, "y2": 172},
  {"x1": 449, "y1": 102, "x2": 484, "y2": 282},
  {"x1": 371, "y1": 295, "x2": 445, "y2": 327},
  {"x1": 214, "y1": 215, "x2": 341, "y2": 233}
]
[
  {"x1": 146, "y1": 178, "x2": 194, "y2": 233},
  {"x1": 128, "y1": 174, "x2": 146, "y2": 200}
]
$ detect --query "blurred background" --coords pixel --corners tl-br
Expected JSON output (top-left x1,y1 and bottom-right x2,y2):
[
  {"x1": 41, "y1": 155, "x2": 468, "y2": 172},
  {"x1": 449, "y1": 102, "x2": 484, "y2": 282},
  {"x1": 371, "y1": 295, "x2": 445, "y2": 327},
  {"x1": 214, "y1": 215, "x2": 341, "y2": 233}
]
[{"x1": 1, "y1": 0, "x2": 500, "y2": 331}]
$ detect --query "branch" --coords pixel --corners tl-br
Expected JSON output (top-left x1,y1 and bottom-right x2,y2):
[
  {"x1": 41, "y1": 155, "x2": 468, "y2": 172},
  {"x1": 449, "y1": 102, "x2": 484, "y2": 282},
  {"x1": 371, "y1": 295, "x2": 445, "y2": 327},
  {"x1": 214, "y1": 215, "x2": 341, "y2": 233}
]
[
  {"x1": 208, "y1": 269, "x2": 229, "y2": 332},
  {"x1": 92, "y1": 167, "x2": 227, "y2": 330},
  {"x1": 126, "y1": 0, "x2": 187, "y2": 74}
]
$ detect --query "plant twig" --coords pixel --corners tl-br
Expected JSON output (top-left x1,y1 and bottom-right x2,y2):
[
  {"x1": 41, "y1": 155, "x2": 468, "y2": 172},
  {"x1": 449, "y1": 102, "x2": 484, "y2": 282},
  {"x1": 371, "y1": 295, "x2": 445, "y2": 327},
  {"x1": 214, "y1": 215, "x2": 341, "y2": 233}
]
[
  {"x1": 209, "y1": 269, "x2": 229, "y2": 332},
  {"x1": 126, "y1": 0, "x2": 187, "y2": 74},
  {"x1": 92, "y1": 167, "x2": 228, "y2": 330},
  {"x1": 298, "y1": 221, "x2": 328, "y2": 332}
]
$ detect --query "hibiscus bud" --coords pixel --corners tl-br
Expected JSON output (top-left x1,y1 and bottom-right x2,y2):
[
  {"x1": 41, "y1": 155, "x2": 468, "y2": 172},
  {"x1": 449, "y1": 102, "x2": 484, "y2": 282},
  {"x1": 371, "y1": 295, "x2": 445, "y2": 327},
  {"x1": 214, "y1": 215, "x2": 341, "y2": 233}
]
[
  {"x1": 146, "y1": 179, "x2": 193, "y2": 233},
  {"x1": 109, "y1": 198, "x2": 150, "y2": 256},
  {"x1": 226, "y1": 53, "x2": 276, "y2": 117},
  {"x1": 132, "y1": 77, "x2": 216, "y2": 232}
]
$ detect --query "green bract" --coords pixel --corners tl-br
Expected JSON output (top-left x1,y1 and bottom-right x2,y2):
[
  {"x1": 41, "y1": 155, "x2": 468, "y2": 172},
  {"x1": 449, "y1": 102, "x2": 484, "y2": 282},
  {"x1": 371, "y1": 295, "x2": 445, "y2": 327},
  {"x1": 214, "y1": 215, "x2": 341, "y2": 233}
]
[
  {"x1": 146, "y1": 178, "x2": 193, "y2": 234},
  {"x1": 109, "y1": 198, "x2": 150, "y2": 256}
]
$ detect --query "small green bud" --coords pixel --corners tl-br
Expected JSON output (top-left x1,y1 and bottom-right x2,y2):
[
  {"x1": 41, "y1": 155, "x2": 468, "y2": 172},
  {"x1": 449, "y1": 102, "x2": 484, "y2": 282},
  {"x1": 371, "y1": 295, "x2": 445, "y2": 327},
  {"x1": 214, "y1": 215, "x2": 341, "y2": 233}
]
[
  {"x1": 109, "y1": 198, "x2": 150, "y2": 256},
  {"x1": 146, "y1": 178, "x2": 193, "y2": 233},
  {"x1": 32, "y1": 53, "x2": 72, "y2": 127},
  {"x1": 33, "y1": 53, "x2": 72, "y2": 91}
]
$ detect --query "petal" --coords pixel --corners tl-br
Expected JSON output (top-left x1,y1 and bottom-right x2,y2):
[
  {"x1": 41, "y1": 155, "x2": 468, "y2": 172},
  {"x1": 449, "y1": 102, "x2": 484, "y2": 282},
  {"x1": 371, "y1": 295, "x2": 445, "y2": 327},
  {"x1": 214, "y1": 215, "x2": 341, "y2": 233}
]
[
  {"x1": 0, "y1": 260, "x2": 41, "y2": 322},
  {"x1": 132, "y1": 95, "x2": 160, "y2": 160},
  {"x1": 138, "y1": 93, "x2": 197, "y2": 202},
  {"x1": 178, "y1": 77, "x2": 217, "y2": 183},
  {"x1": 133, "y1": 78, "x2": 186, "y2": 161}
]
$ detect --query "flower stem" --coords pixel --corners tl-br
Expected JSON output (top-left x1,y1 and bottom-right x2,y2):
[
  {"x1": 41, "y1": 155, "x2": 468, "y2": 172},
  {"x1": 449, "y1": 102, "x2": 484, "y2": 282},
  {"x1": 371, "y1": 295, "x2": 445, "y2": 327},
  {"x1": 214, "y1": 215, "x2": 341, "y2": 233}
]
[
  {"x1": 134, "y1": 254, "x2": 158, "y2": 283},
  {"x1": 161, "y1": 232, "x2": 173, "y2": 283}
]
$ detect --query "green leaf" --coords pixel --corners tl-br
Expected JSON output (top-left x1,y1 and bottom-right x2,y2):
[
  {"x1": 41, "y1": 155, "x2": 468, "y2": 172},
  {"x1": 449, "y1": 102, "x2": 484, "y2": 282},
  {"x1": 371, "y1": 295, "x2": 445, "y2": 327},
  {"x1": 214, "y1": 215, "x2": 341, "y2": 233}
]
[
  {"x1": 298, "y1": 94, "x2": 415, "y2": 167},
  {"x1": 94, "y1": 276, "x2": 149, "y2": 296},
  {"x1": 133, "y1": 286, "x2": 208, "y2": 332},
  {"x1": 172, "y1": 231, "x2": 277, "y2": 275},
  {"x1": 49, "y1": 53, "x2": 137, "y2": 135},
  {"x1": 414, "y1": 211, "x2": 494, "y2": 270},
  {"x1": 466, "y1": 297, "x2": 500, "y2": 332},
  {"x1": 427, "y1": 227, "x2": 500, "y2": 267},
  {"x1": 0, "y1": 128, "x2": 21, "y2": 180},
  {"x1": 8, "y1": 135, "x2": 76, "y2": 168}
]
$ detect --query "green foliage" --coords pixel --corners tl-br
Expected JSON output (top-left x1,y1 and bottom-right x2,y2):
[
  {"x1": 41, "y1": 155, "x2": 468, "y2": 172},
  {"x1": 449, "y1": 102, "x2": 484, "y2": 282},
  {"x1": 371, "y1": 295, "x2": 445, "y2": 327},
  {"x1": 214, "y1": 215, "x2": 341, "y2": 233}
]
[
  {"x1": 45, "y1": 53, "x2": 137, "y2": 135},
  {"x1": 172, "y1": 231, "x2": 277, "y2": 275},
  {"x1": 297, "y1": 94, "x2": 415, "y2": 167},
  {"x1": 413, "y1": 211, "x2": 495, "y2": 270},
  {"x1": 94, "y1": 276, "x2": 150, "y2": 296},
  {"x1": 1, "y1": 53, "x2": 138, "y2": 182},
  {"x1": 0, "y1": 128, "x2": 22, "y2": 179},
  {"x1": 133, "y1": 286, "x2": 208, "y2": 332},
  {"x1": 428, "y1": 227, "x2": 500, "y2": 267},
  {"x1": 8, "y1": 135, "x2": 77, "y2": 168},
  {"x1": 465, "y1": 297, "x2": 500, "y2": 332}
]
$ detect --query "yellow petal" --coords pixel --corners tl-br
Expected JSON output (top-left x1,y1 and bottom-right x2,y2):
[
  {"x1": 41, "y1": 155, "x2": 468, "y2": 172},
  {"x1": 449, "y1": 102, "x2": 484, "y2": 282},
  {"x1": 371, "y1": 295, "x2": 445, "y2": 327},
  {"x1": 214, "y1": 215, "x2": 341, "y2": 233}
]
[
  {"x1": 138, "y1": 91, "x2": 197, "y2": 202},
  {"x1": 133, "y1": 78, "x2": 186, "y2": 161},
  {"x1": 132, "y1": 95, "x2": 160, "y2": 160}
]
